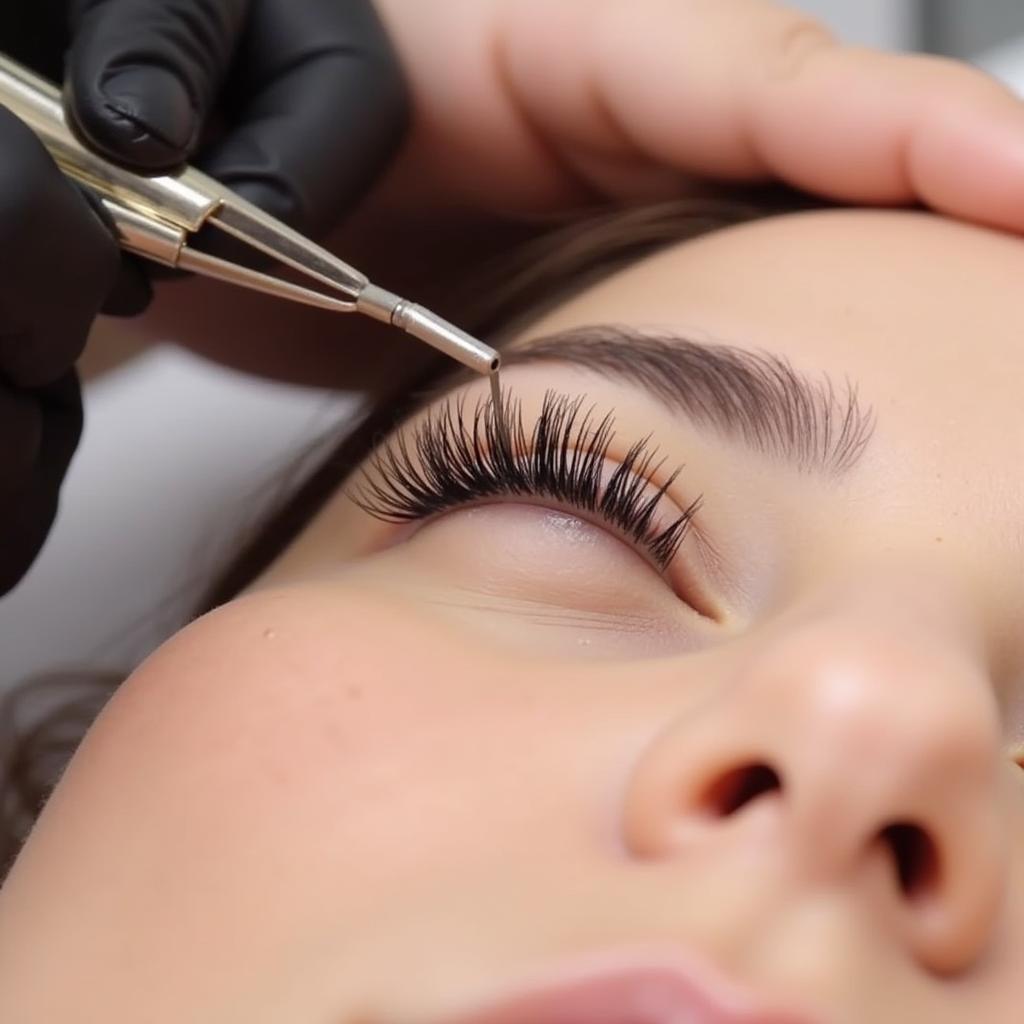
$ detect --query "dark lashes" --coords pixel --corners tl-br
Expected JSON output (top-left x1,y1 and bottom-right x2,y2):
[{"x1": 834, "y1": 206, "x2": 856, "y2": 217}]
[{"x1": 351, "y1": 390, "x2": 701, "y2": 571}]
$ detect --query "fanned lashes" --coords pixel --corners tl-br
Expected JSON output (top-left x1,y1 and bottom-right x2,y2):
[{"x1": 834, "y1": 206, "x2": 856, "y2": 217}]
[{"x1": 352, "y1": 390, "x2": 702, "y2": 572}]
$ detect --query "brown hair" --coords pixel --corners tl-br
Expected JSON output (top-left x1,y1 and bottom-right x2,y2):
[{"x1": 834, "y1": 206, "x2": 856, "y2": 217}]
[{"x1": 0, "y1": 190, "x2": 808, "y2": 880}]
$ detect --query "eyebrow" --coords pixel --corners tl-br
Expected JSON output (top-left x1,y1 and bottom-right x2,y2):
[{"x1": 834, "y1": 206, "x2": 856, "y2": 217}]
[{"x1": 500, "y1": 325, "x2": 875, "y2": 475}]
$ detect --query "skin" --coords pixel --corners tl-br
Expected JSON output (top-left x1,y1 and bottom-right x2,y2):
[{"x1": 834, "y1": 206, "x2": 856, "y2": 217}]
[{"x1": 2, "y1": 208, "x2": 1024, "y2": 1022}]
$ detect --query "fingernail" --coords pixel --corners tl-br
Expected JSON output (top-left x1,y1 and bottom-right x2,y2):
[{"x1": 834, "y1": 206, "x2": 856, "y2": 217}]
[{"x1": 101, "y1": 65, "x2": 196, "y2": 162}]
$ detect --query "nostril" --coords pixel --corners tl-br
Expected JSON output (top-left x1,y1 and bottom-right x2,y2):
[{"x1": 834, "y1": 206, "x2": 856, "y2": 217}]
[
  {"x1": 879, "y1": 822, "x2": 940, "y2": 900},
  {"x1": 698, "y1": 762, "x2": 783, "y2": 818}
]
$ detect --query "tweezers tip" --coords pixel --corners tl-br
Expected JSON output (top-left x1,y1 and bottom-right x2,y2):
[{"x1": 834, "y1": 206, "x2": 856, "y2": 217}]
[{"x1": 356, "y1": 285, "x2": 499, "y2": 377}]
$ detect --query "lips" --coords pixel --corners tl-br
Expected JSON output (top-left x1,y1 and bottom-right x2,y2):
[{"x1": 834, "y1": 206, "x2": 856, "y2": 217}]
[{"x1": 437, "y1": 958, "x2": 813, "y2": 1024}]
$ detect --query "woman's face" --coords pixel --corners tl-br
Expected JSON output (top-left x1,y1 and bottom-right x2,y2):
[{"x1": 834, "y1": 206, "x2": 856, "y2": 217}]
[{"x1": 3, "y1": 209, "x2": 1024, "y2": 1024}]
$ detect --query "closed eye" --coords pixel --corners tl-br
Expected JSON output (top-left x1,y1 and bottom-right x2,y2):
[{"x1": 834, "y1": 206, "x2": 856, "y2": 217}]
[{"x1": 350, "y1": 388, "x2": 701, "y2": 579}]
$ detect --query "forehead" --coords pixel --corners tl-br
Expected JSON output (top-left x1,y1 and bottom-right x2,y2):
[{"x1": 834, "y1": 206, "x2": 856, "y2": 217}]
[{"x1": 520, "y1": 207, "x2": 1024, "y2": 514}]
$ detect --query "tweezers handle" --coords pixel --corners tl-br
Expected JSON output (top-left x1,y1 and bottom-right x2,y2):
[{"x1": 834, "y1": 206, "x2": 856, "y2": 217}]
[
  {"x1": 0, "y1": 52, "x2": 223, "y2": 232},
  {"x1": 0, "y1": 51, "x2": 379, "y2": 309}
]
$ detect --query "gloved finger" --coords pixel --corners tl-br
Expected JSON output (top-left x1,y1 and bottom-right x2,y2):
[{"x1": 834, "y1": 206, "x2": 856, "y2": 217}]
[
  {"x1": 100, "y1": 255, "x2": 153, "y2": 317},
  {"x1": 65, "y1": 0, "x2": 250, "y2": 173},
  {"x1": 0, "y1": 372, "x2": 82, "y2": 596},
  {"x1": 197, "y1": 0, "x2": 408, "y2": 248},
  {"x1": 0, "y1": 108, "x2": 121, "y2": 387},
  {"x1": 0, "y1": 0, "x2": 72, "y2": 83},
  {"x1": 77, "y1": 188, "x2": 153, "y2": 317},
  {"x1": 0, "y1": 387, "x2": 39, "y2": 486}
]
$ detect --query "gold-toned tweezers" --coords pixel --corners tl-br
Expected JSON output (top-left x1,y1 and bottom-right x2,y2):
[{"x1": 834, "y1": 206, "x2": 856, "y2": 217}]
[{"x1": 0, "y1": 52, "x2": 500, "y2": 378}]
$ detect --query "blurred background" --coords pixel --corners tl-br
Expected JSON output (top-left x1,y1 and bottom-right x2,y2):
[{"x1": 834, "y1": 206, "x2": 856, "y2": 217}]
[
  {"x1": 793, "y1": 0, "x2": 1024, "y2": 57},
  {"x1": 4, "y1": 0, "x2": 1024, "y2": 692}
]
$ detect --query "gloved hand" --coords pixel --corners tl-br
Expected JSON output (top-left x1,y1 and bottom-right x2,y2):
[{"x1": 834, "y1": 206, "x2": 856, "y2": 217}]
[
  {"x1": 0, "y1": 0, "x2": 408, "y2": 596},
  {"x1": 0, "y1": 105, "x2": 133, "y2": 595},
  {"x1": 64, "y1": 0, "x2": 409, "y2": 244}
]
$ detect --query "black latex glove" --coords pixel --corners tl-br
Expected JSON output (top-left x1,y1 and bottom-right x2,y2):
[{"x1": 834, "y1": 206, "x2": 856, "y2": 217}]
[
  {"x1": 0, "y1": 106, "x2": 125, "y2": 593},
  {"x1": 65, "y1": 0, "x2": 410, "y2": 245},
  {"x1": 0, "y1": 1, "x2": 406, "y2": 596}
]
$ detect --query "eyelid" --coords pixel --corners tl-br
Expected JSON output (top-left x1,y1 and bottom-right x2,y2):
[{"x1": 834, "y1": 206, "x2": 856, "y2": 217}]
[{"x1": 398, "y1": 475, "x2": 711, "y2": 615}]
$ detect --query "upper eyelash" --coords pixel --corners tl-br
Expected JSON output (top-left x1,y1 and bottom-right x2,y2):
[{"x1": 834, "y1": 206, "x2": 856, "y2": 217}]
[{"x1": 351, "y1": 390, "x2": 701, "y2": 572}]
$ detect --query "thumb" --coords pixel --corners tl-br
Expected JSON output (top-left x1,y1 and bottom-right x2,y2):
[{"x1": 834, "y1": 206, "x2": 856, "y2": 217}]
[{"x1": 65, "y1": 0, "x2": 249, "y2": 173}]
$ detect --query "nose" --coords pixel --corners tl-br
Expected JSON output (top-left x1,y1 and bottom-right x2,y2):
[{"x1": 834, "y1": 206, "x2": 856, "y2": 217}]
[{"x1": 621, "y1": 592, "x2": 1011, "y2": 975}]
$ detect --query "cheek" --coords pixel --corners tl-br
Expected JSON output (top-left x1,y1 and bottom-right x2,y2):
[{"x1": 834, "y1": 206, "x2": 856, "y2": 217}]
[
  {"x1": 5, "y1": 588, "x2": 624, "y2": 1011},
  {"x1": 105, "y1": 595, "x2": 545, "y2": 884},
  {"x1": 26, "y1": 587, "x2": 639, "y2": 935}
]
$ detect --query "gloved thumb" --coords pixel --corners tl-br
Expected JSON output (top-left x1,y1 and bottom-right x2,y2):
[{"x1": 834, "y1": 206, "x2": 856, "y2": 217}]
[{"x1": 64, "y1": 0, "x2": 249, "y2": 173}]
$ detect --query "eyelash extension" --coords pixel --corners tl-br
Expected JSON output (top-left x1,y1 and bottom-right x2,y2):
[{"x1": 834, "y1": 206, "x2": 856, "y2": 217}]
[{"x1": 352, "y1": 390, "x2": 701, "y2": 571}]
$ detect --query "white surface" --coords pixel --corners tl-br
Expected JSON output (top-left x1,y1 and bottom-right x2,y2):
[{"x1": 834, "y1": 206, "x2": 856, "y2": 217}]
[{"x1": 0, "y1": 347, "x2": 357, "y2": 689}]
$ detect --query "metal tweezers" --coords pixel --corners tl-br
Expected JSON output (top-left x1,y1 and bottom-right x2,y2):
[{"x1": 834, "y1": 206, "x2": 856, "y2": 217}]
[{"x1": 0, "y1": 53, "x2": 500, "y2": 378}]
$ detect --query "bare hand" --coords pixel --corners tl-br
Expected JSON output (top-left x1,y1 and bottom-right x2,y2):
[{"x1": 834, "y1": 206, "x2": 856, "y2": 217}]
[{"x1": 374, "y1": 0, "x2": 1024, "y2": 230}]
